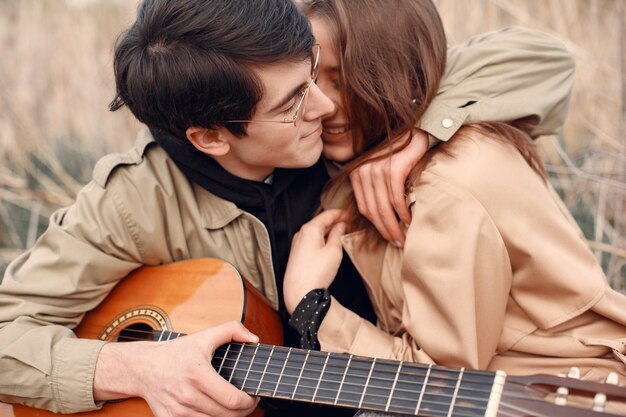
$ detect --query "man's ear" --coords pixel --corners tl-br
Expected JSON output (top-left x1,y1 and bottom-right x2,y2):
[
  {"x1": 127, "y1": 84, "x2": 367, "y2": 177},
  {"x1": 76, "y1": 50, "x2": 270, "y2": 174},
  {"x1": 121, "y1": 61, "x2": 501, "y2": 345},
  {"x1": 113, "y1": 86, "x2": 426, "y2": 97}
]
[{"x1": 186, "y1": 126, "x2": 230, "y2": 156}]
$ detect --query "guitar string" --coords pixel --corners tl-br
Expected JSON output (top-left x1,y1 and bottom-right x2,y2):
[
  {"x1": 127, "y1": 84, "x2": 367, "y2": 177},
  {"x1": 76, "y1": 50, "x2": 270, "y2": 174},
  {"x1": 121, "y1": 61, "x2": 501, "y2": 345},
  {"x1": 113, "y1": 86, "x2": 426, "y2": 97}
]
[
  {"x1": 115, "y1": 332, "x2": 554, "y2": 406},
  {"x1": 113, "y1": 333, "x2": 599, "y2": 415},
  {"x1": 114, "y1": 331, "x2": 496, "y2": 387},
  {"x1": 120, "y1": 334, "x2": 499, "y2": 403},
  {"x1": 212, "y1": 363, "x2": 556, "y2": 412},
  {"x1": 233, "y1": 368, "x2": 588, "y2": 417},
  {"x1": 214, "y1": 348, "x2": 540, "y2": 400},
  {"x1": 114, "y1": 330, "x2": 496, "y2": 414},
  {"x1": 233, "y1": 385, "x2": 487, "y2": 416},
  {"x1": 114, "y1": 330, "x2": 497, "y2": 383},
  {"x1": 110, "y1": 327, "x2": 490, "y2": 385},
  {"x1": 241, "y1": 384, "x2": 490, "y2": 417},
  {"x1": 213, "y1": 359, "x2": 493, "y2": 397},
  {"x1": 113, "y1": 329, "x2": 488, "y2": 380},
  {"x1": 214, "y1": 359, "x2": 576, "y2": 416},
  {"x1": 239, "y1": 374, "x2": 552, "y2": 417}
]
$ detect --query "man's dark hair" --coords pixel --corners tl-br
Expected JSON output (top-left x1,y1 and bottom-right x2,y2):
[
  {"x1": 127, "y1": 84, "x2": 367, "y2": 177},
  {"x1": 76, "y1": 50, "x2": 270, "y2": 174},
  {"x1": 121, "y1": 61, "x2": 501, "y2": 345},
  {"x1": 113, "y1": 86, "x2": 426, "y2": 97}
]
[{"x1": 110, "y1": 0, "x2": 314, "y2": 138}]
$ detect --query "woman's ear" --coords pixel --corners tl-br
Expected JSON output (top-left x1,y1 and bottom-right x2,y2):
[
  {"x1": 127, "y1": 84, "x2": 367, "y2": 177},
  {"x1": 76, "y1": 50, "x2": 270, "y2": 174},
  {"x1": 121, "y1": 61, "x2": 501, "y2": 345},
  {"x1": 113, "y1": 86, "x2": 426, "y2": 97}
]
[{"x1": 186, "y1": 126, "x2": 230, "y2": 156}]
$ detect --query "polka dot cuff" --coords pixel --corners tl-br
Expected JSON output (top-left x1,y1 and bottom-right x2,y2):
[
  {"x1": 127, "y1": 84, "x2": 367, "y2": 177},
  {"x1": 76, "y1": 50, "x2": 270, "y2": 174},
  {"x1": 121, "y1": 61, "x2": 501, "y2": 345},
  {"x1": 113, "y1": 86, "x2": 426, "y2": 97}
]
[{"x1": 288, "y1": 288, "x2": 331, "y2": 350}]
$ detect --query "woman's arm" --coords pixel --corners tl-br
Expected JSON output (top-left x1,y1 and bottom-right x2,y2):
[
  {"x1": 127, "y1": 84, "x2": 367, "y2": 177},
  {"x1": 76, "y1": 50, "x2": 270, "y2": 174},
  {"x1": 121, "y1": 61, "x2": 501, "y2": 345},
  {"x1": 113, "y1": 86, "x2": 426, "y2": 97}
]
[
  {"x1": 317, "y1": 175, "x2": 512, "y2": 369},
  {"x1": 349, "y1": 26, "x2": 575, "y2": 245},
  {"x1": 285, "y1": 179, "x2": 511, "y2": 368}
]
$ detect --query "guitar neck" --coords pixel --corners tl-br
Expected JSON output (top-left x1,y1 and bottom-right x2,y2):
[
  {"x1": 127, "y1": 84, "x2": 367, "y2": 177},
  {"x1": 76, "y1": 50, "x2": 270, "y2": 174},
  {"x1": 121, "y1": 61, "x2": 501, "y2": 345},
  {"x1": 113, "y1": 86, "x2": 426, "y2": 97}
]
[
  {"x1": 210, "y1": 342, "x2": 502, "y2": 417},
  {"x1": 154, "y1": 331, "x2": 625, "y2": 417},
  {"x1": 156, "y1": 330, "x2": 500, "y2": 416}
]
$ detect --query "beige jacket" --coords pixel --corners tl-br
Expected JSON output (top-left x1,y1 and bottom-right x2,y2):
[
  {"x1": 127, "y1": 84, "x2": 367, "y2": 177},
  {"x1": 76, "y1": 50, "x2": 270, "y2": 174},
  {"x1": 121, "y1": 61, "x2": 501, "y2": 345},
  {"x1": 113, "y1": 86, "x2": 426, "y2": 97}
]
[
  {"x1": 0, "y1": 27, "x2": 575, "y2": 413},
  {"x1": 318, "y1": 134, "x2": 626, "y2": 384}
]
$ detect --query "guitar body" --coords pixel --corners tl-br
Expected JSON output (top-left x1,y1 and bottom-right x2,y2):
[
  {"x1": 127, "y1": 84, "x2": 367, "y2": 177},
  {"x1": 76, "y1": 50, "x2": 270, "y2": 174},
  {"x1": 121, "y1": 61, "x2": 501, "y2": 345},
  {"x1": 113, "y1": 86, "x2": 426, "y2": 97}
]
[{"x1": 1, "y1": 259, "x2": 283, "y2": 417}]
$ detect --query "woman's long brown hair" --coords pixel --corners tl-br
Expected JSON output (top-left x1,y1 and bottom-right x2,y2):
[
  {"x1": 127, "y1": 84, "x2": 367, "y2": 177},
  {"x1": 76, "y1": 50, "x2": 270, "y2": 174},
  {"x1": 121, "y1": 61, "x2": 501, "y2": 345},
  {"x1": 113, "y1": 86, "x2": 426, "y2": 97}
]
[{"x1": 303, "y1": 0, "x2": 546, "y2": 244}]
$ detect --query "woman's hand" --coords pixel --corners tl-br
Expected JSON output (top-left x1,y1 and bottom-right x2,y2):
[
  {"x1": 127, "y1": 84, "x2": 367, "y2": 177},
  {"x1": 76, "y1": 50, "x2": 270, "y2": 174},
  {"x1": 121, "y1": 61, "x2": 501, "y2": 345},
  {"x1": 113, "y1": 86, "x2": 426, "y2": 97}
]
[
  {"x1": 349, "y1": 129, "x2": 429, "y2": 247},
  {"x1": 283, "y1": 209, "x2": 346, "y2": 314}
]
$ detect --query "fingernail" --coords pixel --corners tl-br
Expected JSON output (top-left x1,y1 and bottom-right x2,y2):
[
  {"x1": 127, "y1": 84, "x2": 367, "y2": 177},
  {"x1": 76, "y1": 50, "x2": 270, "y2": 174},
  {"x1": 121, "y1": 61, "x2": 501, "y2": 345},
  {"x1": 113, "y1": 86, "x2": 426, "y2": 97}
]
[
  {"x1": 249, "y1": 331, "x2": 259, "y2": 342},
  {"x1": 393, "y1": 240, "x2": 403, "y2": 248}
]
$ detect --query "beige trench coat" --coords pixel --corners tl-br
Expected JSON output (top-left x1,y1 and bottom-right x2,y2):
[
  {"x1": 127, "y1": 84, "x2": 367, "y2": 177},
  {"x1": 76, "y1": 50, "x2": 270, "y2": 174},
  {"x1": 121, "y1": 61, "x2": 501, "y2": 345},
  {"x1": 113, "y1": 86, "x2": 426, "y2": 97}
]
[
  {"x1": 318, "y1": 133, "x2": 626, "y2": 385},
  {"x1": 0, "y1": 27, "x2": 575, "y2": 413}
]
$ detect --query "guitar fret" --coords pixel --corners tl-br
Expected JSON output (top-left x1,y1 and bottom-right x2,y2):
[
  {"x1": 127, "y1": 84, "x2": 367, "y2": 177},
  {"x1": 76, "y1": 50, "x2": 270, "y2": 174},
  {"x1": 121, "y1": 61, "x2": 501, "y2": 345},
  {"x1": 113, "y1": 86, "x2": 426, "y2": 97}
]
[
  {"x1": 385, "y1": 361, "x2": 402, "y2": 412},
  {"x1": 228, "y1": 344, "x2": 245, "y2": 383},
  {"x1": 333, "y1": 356, "x2": 372, "y2": 408},
  {"x1": 157, "y1": 330, "x2": 166, "y2": 341},
  {"x1": 386, "y1": 362, "x2": 427, "y2": 414},
  {"x1": 277, "y1": 349, "x2": 312, "y2": 398},
  {"x1": 291, "y1": 350, "x2": 310, "y2": 400},
  {"x1": 240, "y1": 344, "x2": 260, "y2": 391},
  {"x1": 422, "y1": 368, "x2": 465, "y2": 417},
  {"x1": 312, "y1": 351, "x2": 331, "y2": 402},
  {"x1": 256, "y1": 346, "x2": 289, "y2": 395},
  {"x1": 358, "y1": 358, "x2": 376, "y2": 409},
  {"x1": 255, "y1": 345, "x2": 275, "y2": 396},
  {"x1": 415, "y1": 363, "x2": 432, "y2": 415},
  {"x1": 485, "y1": 371, "x2": 506, "y2": 417},
  {"x1": 333, "y1": 354, "x2": 353, "y2": 405},
  {"x1": 272, "y1": 347, "x2": 292, "y2": 397},
  {"x1": 447, "y1": 368, "x2": 464, "y2": 417},
  {"x1": 292, "y1": 350, "x2": 326, "y2": 401},
  {"x1": 217, "y1": 344, "x2": 231, "y2": 375},
  {"x1": 358, "y1": 360, "x2": 403, "y2": 410}
]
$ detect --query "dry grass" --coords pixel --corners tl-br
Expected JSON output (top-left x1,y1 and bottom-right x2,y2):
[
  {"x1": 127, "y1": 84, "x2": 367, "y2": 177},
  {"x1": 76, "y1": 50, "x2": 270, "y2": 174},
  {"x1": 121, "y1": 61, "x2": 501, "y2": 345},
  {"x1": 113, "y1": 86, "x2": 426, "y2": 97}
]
[
  {"x1": 0, "y1": 0, "x2": 624, "y2": 289},
  {"x1": 433, "y1": 0, "x2": 626, "y2": 290}
]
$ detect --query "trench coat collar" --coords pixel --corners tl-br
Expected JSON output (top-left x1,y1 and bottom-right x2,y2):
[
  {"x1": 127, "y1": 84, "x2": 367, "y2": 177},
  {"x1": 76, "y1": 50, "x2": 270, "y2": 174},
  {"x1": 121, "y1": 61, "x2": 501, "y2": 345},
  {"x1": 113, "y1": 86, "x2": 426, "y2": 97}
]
[{"x1": 193, "y1": 183, "x2": 246, "y2": 230}]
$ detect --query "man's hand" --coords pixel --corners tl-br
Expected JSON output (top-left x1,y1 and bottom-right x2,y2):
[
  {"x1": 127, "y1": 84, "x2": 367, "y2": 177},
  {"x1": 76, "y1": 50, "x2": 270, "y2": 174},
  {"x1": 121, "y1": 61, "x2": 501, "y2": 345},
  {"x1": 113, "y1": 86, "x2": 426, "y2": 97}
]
[
  {"x1": 348, "y1": 129, "x2": 429, "y2": 247},
  {"x1": 94, "y1": 321, "x2": 260, "y2": 417},
  {"x1": 283, "y1": 209, "x2": 346, "y2": 314}
]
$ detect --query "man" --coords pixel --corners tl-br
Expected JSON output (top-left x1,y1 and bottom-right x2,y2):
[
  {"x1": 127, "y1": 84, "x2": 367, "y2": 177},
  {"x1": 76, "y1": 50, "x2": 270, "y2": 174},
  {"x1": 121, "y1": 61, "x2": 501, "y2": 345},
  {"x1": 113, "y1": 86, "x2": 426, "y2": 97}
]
[{"x1": 0, "y1": 0, "x2": 574, "y2": 416}]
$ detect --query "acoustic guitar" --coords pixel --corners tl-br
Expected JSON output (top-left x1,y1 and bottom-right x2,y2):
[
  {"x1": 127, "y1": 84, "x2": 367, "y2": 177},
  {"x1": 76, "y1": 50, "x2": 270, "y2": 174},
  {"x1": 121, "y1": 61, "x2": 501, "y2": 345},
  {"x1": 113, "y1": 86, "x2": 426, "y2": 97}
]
[{"x1": 2, "y1": 258, "x2": 625, "y2": 417}]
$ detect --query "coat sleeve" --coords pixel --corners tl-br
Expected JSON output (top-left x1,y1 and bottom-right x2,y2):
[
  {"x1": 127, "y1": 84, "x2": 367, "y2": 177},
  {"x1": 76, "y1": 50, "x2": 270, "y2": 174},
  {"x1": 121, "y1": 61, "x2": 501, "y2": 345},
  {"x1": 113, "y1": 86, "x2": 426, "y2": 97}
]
[
  {"x1": 318, "y1": 174, "x2": 512, "y2": 369},
  {"x1": 421, "y1": 26, "x2": 575, "y2": 142},
  {"x1": 0, "y1": 181, "x2": 142, "y2": 413}
]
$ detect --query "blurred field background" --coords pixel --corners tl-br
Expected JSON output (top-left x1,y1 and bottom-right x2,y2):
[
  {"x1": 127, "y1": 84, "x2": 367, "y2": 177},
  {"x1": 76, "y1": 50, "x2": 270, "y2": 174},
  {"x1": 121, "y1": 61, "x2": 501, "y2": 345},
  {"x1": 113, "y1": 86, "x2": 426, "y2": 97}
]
[{"x1": 0, "y1": 0, "x2": 624, "y2": 290}]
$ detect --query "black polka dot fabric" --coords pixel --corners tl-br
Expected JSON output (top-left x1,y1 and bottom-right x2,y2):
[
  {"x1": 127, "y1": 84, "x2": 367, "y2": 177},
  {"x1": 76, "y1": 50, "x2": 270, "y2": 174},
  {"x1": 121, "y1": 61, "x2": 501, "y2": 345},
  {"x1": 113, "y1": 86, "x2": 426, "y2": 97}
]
[{"x1": 288, "y1": 288, "x2": 331, "y2": 350}]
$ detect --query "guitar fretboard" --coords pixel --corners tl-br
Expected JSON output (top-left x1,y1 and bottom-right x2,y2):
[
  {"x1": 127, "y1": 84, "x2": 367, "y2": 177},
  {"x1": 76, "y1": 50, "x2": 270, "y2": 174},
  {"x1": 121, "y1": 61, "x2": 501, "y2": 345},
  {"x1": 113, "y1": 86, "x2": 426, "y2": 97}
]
[{"x1": 156, "y1": 331, "x2": 499, "y2": 417}]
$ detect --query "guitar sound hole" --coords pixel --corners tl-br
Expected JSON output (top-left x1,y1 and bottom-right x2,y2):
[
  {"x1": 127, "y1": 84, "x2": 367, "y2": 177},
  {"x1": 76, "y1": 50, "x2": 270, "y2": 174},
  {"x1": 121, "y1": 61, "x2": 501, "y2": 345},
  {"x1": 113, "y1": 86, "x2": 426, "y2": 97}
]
[{"x1": 117, "y1": 323, "x2": 155, "y2": 342}]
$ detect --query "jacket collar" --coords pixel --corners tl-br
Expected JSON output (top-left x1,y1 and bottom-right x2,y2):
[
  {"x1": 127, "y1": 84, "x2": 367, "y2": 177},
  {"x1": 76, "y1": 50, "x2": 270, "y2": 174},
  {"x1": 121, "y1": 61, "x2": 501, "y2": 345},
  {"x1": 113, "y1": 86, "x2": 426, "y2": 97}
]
[
  {"x1": 193, "y1": 183, "x2": 246, "y2": 230},
  {"x1": 340, "y1": 231, "x2": 387, "y2": 299}
]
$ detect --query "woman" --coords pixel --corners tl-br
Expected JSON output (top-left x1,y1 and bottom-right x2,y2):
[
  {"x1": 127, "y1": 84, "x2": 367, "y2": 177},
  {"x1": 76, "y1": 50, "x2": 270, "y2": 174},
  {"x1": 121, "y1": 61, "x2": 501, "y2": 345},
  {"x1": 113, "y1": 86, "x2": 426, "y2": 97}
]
[{"x1": 284, "y1": 0, "x2": 626, "y2": 385}]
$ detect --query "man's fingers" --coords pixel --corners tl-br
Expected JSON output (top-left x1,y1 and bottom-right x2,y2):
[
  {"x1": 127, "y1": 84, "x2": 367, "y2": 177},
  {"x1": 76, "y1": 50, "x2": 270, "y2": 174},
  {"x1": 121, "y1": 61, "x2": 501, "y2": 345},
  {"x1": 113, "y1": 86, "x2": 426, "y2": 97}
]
[
  {"x1": 190, "y1": 361, "x2": 258, "y2": 413},
  {"x1": 168, "y1": 388, "x2": 256, "y2": 417},
  {"x1": 209, "y1": 321, "x2": 259, "y2": 347}
]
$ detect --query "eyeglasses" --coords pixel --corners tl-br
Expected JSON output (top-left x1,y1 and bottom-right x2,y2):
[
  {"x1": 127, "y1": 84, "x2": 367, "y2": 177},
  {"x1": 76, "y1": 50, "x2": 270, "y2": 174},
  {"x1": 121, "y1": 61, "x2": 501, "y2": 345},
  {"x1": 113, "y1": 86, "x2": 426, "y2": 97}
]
[{"x1": 224, "y1": 44, "x2": 321, "y2": 127}]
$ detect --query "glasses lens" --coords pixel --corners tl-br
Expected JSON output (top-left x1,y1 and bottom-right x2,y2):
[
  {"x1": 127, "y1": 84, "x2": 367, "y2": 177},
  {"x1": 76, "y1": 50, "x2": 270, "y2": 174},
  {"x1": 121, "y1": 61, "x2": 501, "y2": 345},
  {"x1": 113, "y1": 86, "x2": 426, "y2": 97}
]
[
  {"x1": 290, "y1": 44, "x2": 321, "y2": 126},
  {"x1": 311, "y1": 44, "x2": 320, "y2": 81}
]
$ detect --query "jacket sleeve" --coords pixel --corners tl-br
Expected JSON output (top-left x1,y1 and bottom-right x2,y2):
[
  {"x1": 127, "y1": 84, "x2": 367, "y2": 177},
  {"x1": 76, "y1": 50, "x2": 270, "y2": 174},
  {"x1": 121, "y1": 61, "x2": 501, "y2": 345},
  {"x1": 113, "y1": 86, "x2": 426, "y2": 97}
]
[
  {"x1": 0, "y1": 181, "x2": 142, "y2": 413},
  {"x1": 317, "y1": 175, "x2": 512, "y2": 369},
  {"x1": 421, "y1": 26, "x2": 576, "y2": 142}
]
